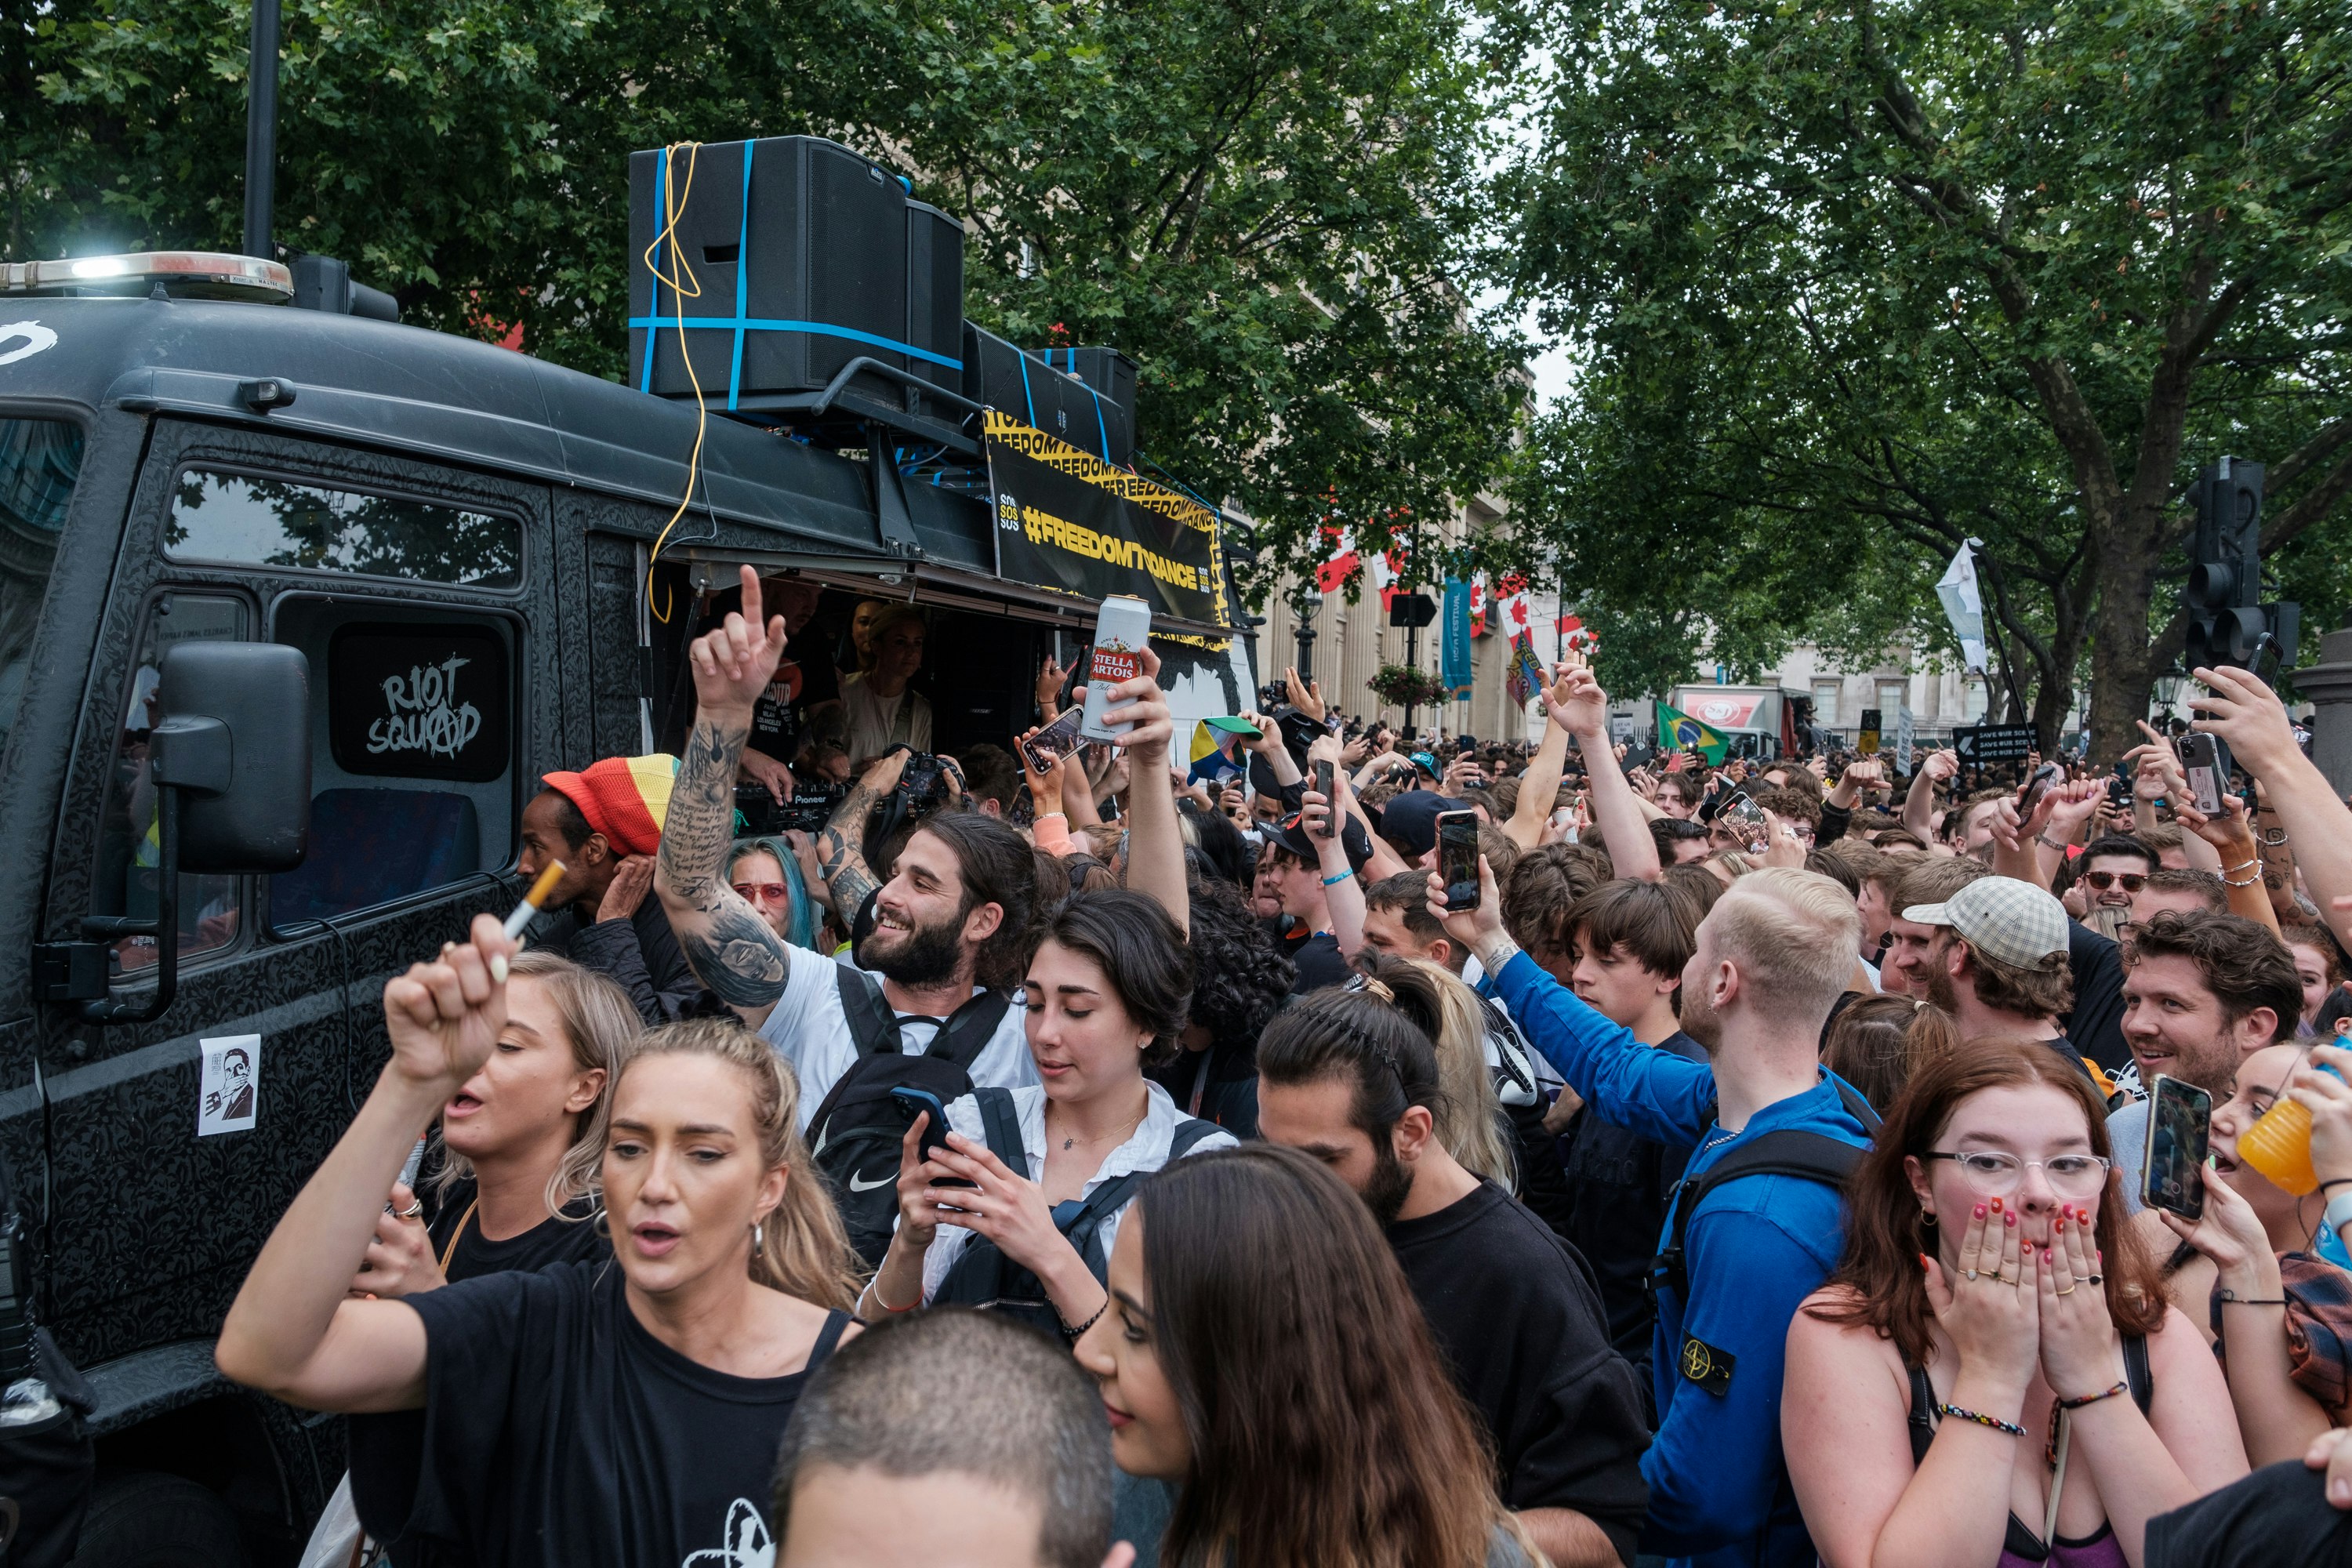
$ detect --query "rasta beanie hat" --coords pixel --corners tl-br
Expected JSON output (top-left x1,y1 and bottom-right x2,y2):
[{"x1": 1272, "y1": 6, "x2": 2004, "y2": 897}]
[{"x1": 542, "y1": 754, "x2": 678, "y2": 857}]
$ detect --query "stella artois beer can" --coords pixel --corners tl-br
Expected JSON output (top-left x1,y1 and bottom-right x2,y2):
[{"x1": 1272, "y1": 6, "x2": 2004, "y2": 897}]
[{"x1": 1078, "y1": 594, "x2": 1153, "y2": 742}]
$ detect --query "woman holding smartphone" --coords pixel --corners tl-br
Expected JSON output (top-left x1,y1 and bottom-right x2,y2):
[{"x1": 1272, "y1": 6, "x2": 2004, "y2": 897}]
[
  {"x1": 217, "y1": 916, "x2": 864, "y2": 1568},
  {"x1": 1784, "y1": 1037, "x2": 2245, "y2": 1568},
  {"x1": 2154, "y1": 1039, "x2": 2352, "y2": 1465},
  {"x1": 858, "y1": 890, "x2": 1237, "y2": 1334}
]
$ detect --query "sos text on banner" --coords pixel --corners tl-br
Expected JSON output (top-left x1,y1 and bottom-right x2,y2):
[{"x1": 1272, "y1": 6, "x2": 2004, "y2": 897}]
[{"x1": 984, "y1": 412, "x2": 1228, "y2": 635}]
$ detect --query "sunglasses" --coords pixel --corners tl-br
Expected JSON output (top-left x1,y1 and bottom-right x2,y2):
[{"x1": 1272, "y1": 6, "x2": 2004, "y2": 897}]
[
  {"x1": 731, "y1": 882, "x2": 791, "y2": 905},
  {"x1": 2082, "y1": 871, "x2": 2147, "y2": 893}
]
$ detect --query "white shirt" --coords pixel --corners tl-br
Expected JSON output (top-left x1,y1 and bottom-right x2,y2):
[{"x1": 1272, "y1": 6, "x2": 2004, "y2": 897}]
[
  {"x1": 756, "y1": 946, "x2": 1036, "y2": 1127},
  {"x1": 837, "y1": 671, "x2": 932, "y2": 764},
  {"x1": 918, "y1": 1080, "x2": 1236, "y2": 1303}
]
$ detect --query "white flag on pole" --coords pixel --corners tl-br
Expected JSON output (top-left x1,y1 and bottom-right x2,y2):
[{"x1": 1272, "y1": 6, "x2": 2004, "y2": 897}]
[{"x1": 1936, "y1": 542, "x2": 1989, "y2": 673}]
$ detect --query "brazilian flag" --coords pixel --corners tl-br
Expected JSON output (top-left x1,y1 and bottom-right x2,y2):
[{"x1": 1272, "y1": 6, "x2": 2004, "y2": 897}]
[{"x1": 1657, "y1": 699, "x2": 1728, "y2": 764}]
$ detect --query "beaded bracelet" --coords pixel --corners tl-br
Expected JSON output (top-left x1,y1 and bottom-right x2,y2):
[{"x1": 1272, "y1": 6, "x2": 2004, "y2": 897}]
[
  {"x1": 2055, "y1": 1381, "x2": 2129, "y2": 1410},
  {"x1": 1058, "y1": 1301, "x2": 1107, "y2": 1341},
  {"x1": 1936, "y1": 1402, "x2": 2027, "y2": 1437}
]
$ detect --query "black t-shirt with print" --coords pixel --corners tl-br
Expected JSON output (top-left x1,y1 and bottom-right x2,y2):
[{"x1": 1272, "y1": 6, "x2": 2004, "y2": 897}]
[
  {"x1": 348, "y1": 1189, "x2": 612, "y2": 1558},
  {"x1": 393, "y1": 1261, "x2": 850, "y2": 1568}
]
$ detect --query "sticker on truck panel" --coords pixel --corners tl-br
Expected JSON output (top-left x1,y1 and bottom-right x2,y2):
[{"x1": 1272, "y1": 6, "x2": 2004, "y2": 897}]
[{"x1": 198, "y1": 1034, "x2": 260, "y2": 1136}]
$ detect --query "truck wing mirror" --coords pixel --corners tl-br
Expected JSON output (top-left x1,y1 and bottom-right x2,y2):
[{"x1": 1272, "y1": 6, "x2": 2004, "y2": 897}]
[{"x1": 63, "y1": 643, "x2": 310, "y2": 1025}]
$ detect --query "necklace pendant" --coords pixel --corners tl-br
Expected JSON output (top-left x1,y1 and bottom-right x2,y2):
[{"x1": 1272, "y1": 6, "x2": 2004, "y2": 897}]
[{"x1": 1062, "y1": 1137, "x2": 1074, "y2": 1150}]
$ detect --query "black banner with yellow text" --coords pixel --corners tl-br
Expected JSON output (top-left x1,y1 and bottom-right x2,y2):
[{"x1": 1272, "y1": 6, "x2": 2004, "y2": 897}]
[{"x1": 984, "y1": 412, "x2": 1228, "y2": 635}]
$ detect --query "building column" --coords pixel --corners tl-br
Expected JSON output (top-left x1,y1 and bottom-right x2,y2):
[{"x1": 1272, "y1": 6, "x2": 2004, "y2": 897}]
[{"x1": 2298, "y1": 627, "x2": 2352, "y2": 796}]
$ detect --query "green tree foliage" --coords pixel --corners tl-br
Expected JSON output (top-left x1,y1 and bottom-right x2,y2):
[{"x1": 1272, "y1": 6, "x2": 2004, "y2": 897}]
[
  {"x1": 1497, "y1": 0, "x2": 2352, "y2": 754},
  {"x1": 5, "y1": 0, "x2": 1523, "y2": 606}
]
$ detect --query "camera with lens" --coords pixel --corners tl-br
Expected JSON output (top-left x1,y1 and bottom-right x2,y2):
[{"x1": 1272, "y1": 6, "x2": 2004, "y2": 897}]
[
  {"x1": 867, "y1": 747, "x2": 956, "y2": 850},
  {"x1": 1258, "y1": 681, "x2": 1290, "y2": 712}
]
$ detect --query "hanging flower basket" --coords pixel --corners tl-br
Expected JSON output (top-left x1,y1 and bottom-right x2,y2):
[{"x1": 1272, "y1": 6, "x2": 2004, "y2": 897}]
[{"x1": 1369, "y1": 663, "x2": 1450, "y2": 709}]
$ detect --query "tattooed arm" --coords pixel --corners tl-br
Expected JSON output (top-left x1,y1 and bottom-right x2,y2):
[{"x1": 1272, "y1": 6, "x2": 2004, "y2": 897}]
[
  {"x1": 814, "y1": 751, "x2": 909, "y2": 924},
  {"x1": 654, "y1": 568, "x2": 798, "y2": 1029}
]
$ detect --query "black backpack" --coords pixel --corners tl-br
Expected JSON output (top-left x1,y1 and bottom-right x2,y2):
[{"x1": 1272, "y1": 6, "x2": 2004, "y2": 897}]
[
  {"x1": 934, "y1": 1087, "x2": 1223, "y2": 1336},
  {"x1": 803, "y1": 967, "x2": 1016, "y2": 1269},
  {"x1": 1650, "y1": 1077, "x2": 1880, "y2": 1301}
]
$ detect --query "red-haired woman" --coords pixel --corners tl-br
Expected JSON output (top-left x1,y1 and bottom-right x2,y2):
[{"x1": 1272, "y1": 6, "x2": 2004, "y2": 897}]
[{"x1": 1784, "y1": 1037, "x2": 2247, "y2": 1568}]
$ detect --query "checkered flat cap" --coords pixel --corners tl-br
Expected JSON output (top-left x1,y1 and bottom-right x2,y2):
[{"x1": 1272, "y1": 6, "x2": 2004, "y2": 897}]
[{"x1": 1902, "y1": 875, "x2": 2070, "y2": 971}]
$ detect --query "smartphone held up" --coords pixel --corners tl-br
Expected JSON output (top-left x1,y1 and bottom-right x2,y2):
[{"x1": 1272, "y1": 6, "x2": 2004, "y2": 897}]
[
  {"x1": 2140, "y1": 1074, "x2": 2211, "y2": 1222},
  {"x1": 1436, "y1": 810, "x2": 1480, "y2": 912}
]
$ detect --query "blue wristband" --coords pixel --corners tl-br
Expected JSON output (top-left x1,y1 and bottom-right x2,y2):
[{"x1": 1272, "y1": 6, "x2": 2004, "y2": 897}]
[{"x1": 1322, "y1": 870, "x2": 1353, "y2": 886}]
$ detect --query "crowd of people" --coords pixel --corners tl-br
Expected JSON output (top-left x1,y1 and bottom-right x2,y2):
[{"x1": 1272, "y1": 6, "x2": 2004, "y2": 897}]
[{"x1": 216, "y1": 566, "x2": 2352, "y2": 1567}]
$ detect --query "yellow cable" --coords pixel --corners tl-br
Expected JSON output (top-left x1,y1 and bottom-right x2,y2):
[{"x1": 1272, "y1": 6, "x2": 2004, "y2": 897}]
[{"x1": 642, "y1": 140, "x2": 707, "y2": 626}]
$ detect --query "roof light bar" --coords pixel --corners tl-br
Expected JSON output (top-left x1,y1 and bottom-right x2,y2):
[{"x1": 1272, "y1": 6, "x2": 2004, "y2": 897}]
[{"x1": 2, "y1": 252, "x2": 293, "y2": 303}]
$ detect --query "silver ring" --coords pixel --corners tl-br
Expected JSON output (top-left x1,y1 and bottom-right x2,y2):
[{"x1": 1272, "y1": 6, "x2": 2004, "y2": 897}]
[{"x1": 398, "y1": 1201, "x2": 424, "y2": 1219}]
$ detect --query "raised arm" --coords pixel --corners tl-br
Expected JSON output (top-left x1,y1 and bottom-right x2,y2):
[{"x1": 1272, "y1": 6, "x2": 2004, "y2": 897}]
[
  {"x1": 1550, "y1": 659, "x2": 1660, "y2": 881},
  {"x1": 655, "y1": 565, "x2": 796, "y2": 1027},
  {"x1": 2192, "y1": 666, "x2": 2352, "y2": 952},
  {"x1": 1095, "y1": 646, "x2": 1187, "y2": 935},
  {"x1": 216, "y1": 914, "x2": 517, "y2": 1413},
  {"x1": 1505, "y1": 690, "x2": 1573, "y2": 851},
  {"x1": 1905, "y1": 749, "x2": 1957, "y2": 841},
  {"x1": 1304, "y1": 734, "x2": 1365, "y2": 956}
]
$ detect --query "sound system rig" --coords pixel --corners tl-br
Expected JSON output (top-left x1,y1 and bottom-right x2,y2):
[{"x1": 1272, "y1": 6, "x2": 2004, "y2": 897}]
[{"x1": 626, "y1": 135, "x2": 1140, "y2": 489}]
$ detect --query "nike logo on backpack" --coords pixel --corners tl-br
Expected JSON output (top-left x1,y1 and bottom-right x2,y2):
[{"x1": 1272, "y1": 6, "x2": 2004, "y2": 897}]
[{"x1": 848, "y1": 1167, "x2": 896, "y2": 1193}]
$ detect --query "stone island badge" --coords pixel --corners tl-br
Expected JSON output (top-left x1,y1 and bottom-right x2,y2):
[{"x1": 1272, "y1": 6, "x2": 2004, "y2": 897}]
[{"x1": 1679, "y1": 1334, "x2": 1734, "y2": 1396}]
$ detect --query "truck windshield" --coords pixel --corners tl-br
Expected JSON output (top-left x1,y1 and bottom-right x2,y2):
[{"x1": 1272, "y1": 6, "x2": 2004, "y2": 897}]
[{"x1": 0, "y1": 417, "x2": 83, "y2": 761}]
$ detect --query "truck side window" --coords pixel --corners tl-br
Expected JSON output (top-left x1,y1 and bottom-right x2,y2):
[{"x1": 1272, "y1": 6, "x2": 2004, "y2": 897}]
[
  {"x1": 0, "y1": 418, "x2": 82, "y2": 763},
  {"x1": 269, "y1": 599, "x2": 516, "y2": 929},
  {"x1": 166, "y1": 470, "x2": 521, "y2": 588},
  {"x1": 92, "y1": 593, "x2": 251, "y2": 975}
]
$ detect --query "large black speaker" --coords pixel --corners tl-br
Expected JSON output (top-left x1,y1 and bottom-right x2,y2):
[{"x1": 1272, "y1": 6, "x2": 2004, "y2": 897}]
[
  {"x1": 626, "y1": 136, "x2": 964, "y2": 422},
  {"x1": 963, "y1": 324, "x2": 1134, "y2": 466},
  {"x1": 1031, "y1": 346, "x2": 1137, "y2": 425}
]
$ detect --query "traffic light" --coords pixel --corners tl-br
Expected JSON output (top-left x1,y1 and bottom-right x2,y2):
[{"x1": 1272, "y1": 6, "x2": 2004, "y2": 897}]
[{"x1": 2183, "y1": 457, "x2": 2270, "y2": 670}]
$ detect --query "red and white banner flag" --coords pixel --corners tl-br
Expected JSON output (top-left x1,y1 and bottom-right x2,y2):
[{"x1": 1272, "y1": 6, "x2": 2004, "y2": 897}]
[
  {"x1": 1313, "y1": 523, "x2": 1358, "y2": 596},
  {"x1": 1496, "y1": 574, "x2": 1533, "y2": 643},
  {"x1": 1468, "y1": 575, "x2": 1488, "y2": 637}
]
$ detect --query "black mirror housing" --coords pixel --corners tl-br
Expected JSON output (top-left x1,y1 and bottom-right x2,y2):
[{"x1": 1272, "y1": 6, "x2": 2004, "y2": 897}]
[{"x1": 154, "y1": 642, "x2": 311, "y2": 873}]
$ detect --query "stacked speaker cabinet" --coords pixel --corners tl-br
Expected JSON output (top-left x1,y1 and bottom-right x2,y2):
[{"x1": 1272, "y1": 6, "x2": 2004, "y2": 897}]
[
  {"x1": 627, "y1": 136, "x2": 967, "y2": 442},
  {"x1": 963, "y1": 325, "x2": 1135, "y2": 466}
]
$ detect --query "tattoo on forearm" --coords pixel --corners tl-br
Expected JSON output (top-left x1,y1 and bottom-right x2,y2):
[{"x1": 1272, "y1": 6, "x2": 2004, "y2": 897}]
[
  {"x1": 817, "y1": 782, "x2": 884, "y2": 913},
  {"x1": 660, "y1": 716, "x2": 792, "y2": 1007},
  {"x1": 680, "y1": 906, "x2": 791, "y2": 1008}
]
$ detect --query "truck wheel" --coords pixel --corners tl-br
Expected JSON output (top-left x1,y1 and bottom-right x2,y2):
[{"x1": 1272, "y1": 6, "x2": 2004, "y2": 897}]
[{"x1": 71, "y1": 1471, "x2": 246, "y2": 1567}]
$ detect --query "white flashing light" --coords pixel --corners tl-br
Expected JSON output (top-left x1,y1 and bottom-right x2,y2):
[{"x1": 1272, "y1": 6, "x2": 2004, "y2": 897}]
[{"x1": 2, "y1": 252, "x2": 293, "y2": 303}]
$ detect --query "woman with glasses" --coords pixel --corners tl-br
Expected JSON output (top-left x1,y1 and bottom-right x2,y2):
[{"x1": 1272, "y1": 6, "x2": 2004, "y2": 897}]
[
  {"x1": 2153, "y1": 1037, "x2": 2352, "y2": 1467},
  {"x1": 725, "y1": 837, "x2": 821, "y2": 952},
  {"x1": 1784, "y1": 1036, "x2": 2245, "y2": 1568}
]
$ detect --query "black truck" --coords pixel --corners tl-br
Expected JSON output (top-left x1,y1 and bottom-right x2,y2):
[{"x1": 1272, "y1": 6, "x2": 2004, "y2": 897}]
[{"x1": 0, "y1": 261, "x2": 1250, "y2": 1561}]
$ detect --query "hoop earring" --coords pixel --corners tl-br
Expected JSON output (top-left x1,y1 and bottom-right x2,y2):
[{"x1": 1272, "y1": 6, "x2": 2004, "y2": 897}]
[
  {"x1": 593, "y1": 1208, "x2": 611, "y2": 1239},
  {"x1": 1920, "y1": 1210, "x2": 1939, "y2": 1229},
  {"x1": 752, "y1": 1221, "x2": 764, "y2": 1253}
]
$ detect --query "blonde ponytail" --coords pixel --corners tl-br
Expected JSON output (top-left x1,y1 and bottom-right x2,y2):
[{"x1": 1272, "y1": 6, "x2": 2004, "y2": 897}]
[{"x1": 604, "y1": 1018, "x2": 865, "y2": 1312}]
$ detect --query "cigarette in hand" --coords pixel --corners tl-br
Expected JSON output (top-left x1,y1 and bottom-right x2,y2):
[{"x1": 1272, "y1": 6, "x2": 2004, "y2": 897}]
[{"x1": 492, "y1": 861, "x2": 565, "y2": 979}]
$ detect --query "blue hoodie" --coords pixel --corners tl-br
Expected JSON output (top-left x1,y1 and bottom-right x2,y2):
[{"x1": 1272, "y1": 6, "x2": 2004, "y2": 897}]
[{"x1": 1490, "y1": 950, "x2": 1870, "y2": 1568}]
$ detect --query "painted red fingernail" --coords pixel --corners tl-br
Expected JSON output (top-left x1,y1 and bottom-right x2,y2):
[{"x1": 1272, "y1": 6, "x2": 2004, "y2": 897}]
[
  {"x1": 1974, "y1": 1203, "x2": 1987, "y2": 1218},
  {"x1": 1919, "y1": 1253, "x2": 1933, "y2": 1272},
  {"x1": 1990, "y1": 1198, "x2": 2003, "y2": 1212},
  {"x1": 2005, "y1": 1211, "x2": 2016, "y2": 1226},
  {"x1": 2055, "y1": 1219, "x2": 2066, "y2": 1232}
]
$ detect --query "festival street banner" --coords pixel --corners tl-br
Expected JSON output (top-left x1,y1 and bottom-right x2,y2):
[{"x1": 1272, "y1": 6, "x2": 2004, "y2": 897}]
[{"x1": 983, "y1": 411, "x2": 1229, "y2": 638}]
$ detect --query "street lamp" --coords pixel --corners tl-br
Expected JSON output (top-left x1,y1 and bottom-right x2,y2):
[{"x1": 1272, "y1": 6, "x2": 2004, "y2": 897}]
[
  {"x1": 2151, "y1": 668, "x2": 2186, "y2": 715},
  {"x1": 1285, "y1": 578, "x2": 1319, "y2": 683}
]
